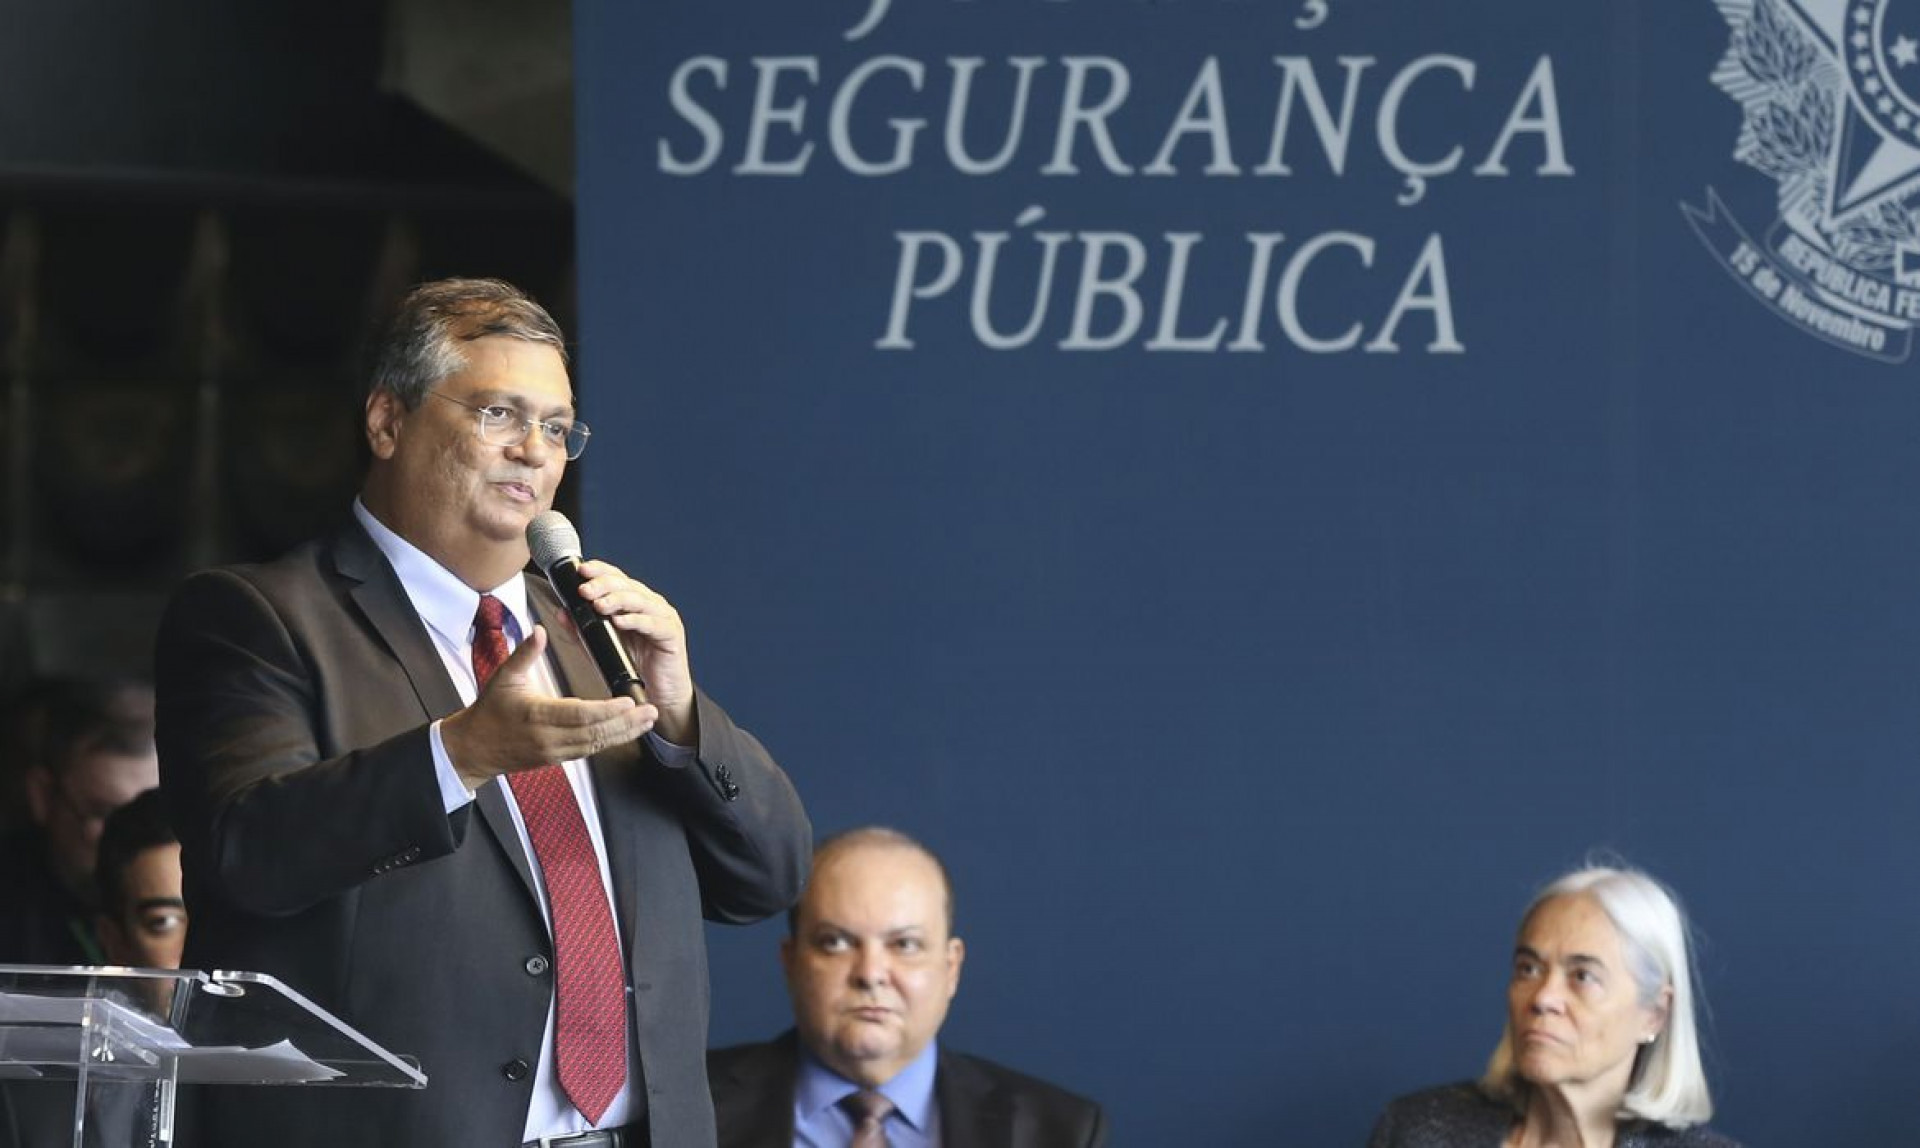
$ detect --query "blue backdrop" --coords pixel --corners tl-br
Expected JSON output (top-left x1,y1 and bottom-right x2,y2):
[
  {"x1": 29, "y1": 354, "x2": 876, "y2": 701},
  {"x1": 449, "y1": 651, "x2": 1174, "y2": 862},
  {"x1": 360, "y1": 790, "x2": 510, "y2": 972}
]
[{"x1": 574, "y1": 1, "x2": 1920, "y2": 1142}]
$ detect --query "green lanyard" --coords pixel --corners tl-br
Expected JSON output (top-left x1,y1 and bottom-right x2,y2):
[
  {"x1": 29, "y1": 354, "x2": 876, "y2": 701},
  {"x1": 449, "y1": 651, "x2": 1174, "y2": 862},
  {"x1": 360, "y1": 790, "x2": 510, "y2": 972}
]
[{"x1": 64, "y1": 913, "x2": 105, "y2": 966}]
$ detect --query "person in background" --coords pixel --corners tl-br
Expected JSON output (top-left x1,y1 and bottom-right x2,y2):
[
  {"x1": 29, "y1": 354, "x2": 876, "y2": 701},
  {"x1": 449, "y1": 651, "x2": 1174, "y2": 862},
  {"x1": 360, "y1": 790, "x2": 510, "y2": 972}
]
[
  {"x1": 93, "y1": 787, "x2": 186, "y2": 970},
  {"x1": 1368, "y1": 863, "x2": 1742, "y2": 1148},
  {"x1": 0, "y1": 677, "x2": 158, "y2": 965},
  {"x1": 708, "y1": 827, "x2": 1108, "y2": 1148},
  {"x1": 0, "y1": 676, "x2": 71, "y2": 838},
  {"x1": 0, "y1": 736, "x2": 173, "y2": 1148}
]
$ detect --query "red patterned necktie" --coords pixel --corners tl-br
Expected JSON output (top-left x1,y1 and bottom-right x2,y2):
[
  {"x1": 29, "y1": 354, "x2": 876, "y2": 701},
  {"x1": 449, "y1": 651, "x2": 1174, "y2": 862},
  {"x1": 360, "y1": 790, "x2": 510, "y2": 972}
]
[
  {"x1": 472, "y1": 594, "x2": 629, "y2": 1124},
  {"x1": 841, "y1": 1090, "x2": 894, "y2": 1148}
]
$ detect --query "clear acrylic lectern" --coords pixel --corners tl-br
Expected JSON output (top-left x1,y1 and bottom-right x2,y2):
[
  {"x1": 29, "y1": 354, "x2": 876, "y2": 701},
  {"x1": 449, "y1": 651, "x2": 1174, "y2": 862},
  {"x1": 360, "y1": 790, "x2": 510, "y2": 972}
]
[{"x1": 0, "y1": 964, "x2": 426, "y2": 1148}]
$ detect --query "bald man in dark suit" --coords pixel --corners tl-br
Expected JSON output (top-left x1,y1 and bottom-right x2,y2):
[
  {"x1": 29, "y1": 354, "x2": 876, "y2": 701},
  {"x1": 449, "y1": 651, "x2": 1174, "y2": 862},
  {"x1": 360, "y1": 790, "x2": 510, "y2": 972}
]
[{"x1": 708, "y1": 828, "x2": 1106, "y2": 1148}]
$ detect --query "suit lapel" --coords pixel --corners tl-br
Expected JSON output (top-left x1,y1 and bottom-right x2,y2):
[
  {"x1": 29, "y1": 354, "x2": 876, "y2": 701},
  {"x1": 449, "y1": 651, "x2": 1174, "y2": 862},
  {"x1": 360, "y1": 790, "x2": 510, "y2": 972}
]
[
  {"x1": 332, "y1": 519, "x2": 466, "y2": 720},
  {"x1": 474, "y1": 780, "x2": 538, "y2": 904},
  {"x1": 530, "y1": 578, "x2": 610, "y2": 705},
  {"x1": 714, "y1": 1034, "x2": 801, "y2": 1146},
  {"x1": 937, "y1": 1049, "x2": 1019, "y2": 1148},
  {"x1": 333, "y1": 525, "x2": 548, "y2": 903}
]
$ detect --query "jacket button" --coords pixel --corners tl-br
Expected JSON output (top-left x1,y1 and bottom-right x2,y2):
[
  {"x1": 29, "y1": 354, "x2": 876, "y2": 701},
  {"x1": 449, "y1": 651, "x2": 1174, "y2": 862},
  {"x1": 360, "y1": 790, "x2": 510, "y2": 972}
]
[
  {"x1": 502, "y1": 1059, "x2": 529, "y2": 1082},
  {"x1": 525, "y1": 955, "x2": 550, "y2": 976}
]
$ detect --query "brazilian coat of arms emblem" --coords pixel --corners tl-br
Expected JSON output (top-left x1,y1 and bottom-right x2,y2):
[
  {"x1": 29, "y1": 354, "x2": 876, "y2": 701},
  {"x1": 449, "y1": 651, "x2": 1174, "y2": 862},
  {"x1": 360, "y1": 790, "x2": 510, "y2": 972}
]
[{"x1": 1688, "y1": 0, "x2": 1920, "y2": 361}]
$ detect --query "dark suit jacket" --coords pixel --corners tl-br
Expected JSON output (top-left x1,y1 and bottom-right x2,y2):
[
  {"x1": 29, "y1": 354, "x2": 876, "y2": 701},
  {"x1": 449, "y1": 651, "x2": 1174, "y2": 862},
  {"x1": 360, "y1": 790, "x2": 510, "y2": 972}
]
[
  {"x1": 154, "y1": 517, "x2": 811, "y2": 1148},
  {"x1": 1368, "y1": 1083, "x2": 1744, "y2": 1148},
  {"x1": 707, "y1": 1032, "x2": 1108, "y2": 1148}
]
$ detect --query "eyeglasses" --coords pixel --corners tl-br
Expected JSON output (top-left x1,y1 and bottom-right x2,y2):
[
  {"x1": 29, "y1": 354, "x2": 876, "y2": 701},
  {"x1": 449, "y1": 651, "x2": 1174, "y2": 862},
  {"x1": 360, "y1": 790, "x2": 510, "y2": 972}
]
[{"x1": 428, "y1": 391, "x2": 592, "y2": 460}]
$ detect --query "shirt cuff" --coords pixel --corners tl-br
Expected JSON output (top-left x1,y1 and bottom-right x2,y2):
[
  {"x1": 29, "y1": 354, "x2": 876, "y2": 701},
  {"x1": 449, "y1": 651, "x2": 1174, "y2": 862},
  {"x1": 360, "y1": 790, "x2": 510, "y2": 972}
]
[
  {"x1": 429, "y1": 719, "x2": 478, "y2": 811},
  {"x1": 647, "y1": 730, "x2": 695, "y2": 769}
]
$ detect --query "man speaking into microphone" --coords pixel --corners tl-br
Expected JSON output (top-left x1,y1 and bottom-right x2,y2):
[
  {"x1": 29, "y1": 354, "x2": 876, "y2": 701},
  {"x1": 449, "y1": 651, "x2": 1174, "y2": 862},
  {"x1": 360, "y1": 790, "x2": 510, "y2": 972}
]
[{"x1": 155, "y1": 278, "x2": 811, "y2": 1148}]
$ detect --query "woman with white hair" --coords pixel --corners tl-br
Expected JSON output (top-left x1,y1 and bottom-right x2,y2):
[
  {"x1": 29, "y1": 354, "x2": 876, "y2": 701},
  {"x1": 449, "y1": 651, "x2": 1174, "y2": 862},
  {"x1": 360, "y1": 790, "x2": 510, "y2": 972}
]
[{"x1": 1367, "y1": 864, "x2": 1742, "y2": 1147}]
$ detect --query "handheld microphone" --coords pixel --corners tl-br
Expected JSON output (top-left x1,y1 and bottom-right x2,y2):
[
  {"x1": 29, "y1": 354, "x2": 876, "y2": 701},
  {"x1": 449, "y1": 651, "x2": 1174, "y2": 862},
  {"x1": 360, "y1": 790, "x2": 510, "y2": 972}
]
[{"x1": 527, "y1": 511, "x2": 646, "y2": 704}]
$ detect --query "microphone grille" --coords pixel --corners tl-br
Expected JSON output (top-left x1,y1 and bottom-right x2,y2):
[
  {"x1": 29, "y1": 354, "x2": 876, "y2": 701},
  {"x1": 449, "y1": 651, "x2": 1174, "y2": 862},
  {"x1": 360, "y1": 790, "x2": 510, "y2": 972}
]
[{"x1": 526, "y1": 510, "x2": 582, "y2": 573}]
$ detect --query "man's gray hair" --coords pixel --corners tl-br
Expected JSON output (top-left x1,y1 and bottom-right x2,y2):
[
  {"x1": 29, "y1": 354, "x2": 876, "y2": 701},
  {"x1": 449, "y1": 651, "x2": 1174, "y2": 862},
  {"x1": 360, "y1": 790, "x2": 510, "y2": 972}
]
[
  {"x1": 366, "y1": 278, "x2": 567, "y2": 408},
  {"x1": 1482, "y1": 862, "x2": 1715, "y2": 1128}
]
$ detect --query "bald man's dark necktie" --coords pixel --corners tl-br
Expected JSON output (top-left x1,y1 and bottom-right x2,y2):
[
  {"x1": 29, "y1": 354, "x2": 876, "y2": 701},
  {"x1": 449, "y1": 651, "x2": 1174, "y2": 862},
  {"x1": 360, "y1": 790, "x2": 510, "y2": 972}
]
[
  {"x1": 840, "y1": 1090, "x2": 894, "y2": 1148},
  {"x1": 472, "y1": 594, "x2": 628, "y2": 1124}
]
